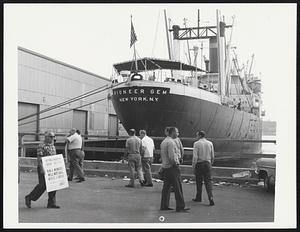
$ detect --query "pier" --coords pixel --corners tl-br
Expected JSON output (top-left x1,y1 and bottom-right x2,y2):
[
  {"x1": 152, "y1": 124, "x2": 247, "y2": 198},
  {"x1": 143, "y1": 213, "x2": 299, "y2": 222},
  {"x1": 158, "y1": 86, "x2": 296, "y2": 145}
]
[
  {"x1": 18, "y1": 132, "x2": 276, "y2": 223},
  {"x1": 19, "y1": 171, "x2": 274, "y2": 223}
]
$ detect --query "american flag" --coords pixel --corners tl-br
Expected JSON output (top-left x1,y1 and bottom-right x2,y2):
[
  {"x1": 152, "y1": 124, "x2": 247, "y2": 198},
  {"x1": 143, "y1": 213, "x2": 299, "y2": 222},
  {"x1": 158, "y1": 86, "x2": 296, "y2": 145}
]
[{"x1": 130, "y1": 20, "x2": 137, "y2": 48}]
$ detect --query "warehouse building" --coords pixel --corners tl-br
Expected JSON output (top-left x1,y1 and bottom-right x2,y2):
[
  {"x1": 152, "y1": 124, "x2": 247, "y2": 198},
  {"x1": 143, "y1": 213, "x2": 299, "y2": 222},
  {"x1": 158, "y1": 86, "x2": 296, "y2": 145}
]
[{"x1": 18, "y1": 47, "x2": 126, "y2": 141}]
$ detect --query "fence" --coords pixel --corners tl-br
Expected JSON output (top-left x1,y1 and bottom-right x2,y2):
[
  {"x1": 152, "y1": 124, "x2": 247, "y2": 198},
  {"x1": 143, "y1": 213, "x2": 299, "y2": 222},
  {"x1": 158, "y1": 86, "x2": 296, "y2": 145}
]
[{"x1": 18, "y1": 132, "x2": 276, "y2": 162}]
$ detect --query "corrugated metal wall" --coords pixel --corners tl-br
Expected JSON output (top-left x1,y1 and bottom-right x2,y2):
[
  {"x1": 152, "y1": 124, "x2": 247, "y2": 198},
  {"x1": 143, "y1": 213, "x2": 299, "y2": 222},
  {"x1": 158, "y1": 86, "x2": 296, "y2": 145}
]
[
  {"x1": 18, "y1": 102, "x2": 39, "y2": 141},
  {"x1": 18, "y1": 47, "x2": 127, "y2": 137}
]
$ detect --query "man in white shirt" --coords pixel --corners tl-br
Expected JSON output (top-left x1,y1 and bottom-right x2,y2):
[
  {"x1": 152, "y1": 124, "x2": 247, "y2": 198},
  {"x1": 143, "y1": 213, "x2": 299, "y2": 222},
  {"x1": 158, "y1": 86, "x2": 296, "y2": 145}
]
[
  {"x1": 139, "y1": 130, "x2": 155, "y2": 187},
  {"x1": 66, "y1": 128, "x2": 85, "y2": 182},
  {"x1": 192, "y1": 130, "x2": 215, "y2": 206}
]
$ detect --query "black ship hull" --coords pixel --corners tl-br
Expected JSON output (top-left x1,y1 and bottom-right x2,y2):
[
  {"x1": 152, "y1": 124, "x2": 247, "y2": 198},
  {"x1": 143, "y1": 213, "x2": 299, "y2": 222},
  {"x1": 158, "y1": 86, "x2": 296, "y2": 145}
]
[{"x1": 111, "y1": 81, "x2": 262, "y2": 155}]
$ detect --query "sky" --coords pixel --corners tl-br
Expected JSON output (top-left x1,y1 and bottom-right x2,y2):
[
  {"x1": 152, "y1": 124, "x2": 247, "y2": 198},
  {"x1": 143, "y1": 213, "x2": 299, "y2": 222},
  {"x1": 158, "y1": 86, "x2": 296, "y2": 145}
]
[{"x1": 4, "y1": 3, "x2": 297, "y2": 121}]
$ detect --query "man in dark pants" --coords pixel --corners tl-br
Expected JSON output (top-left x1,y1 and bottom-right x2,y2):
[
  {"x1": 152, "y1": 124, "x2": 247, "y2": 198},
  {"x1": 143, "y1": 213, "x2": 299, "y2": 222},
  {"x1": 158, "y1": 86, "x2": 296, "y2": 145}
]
[
  {"x1": 160, "y1": 127, "x2": 189, "y2": 212},
  {"x1": 25, "y1": 131, "x2": 60, "y2": 209},
  {"x1": 192, "y1": 130, "x2": 215, "y2": 206}
]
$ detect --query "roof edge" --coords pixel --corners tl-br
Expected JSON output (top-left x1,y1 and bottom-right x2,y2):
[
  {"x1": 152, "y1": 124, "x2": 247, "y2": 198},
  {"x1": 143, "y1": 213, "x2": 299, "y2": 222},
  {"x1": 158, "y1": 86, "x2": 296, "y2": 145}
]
[{"x1": 18, "y1": 46, "x2": 109, "y2": 81}]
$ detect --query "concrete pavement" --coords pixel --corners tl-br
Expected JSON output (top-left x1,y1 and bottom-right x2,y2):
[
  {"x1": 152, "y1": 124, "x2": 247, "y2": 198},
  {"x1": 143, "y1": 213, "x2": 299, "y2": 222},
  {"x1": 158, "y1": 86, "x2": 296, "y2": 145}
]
[{"x1": 19, "y1": 171, "x2": 274, "y2": 223}]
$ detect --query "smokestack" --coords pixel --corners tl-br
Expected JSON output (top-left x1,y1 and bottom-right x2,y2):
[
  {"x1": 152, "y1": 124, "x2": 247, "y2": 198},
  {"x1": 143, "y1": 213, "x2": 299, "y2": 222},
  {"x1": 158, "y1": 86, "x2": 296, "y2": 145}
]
[
  {"x1": 172, "y1": 25, "x2": 180, "y2": 40},
  {"x1": 209, "y1": 37, "x2": 218, "y2": 73}
]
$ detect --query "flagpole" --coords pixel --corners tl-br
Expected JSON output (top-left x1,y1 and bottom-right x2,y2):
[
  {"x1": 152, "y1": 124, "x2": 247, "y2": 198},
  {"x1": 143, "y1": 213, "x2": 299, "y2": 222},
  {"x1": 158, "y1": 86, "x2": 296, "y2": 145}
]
[
  {"x1": 133, "y1": 43, "x2": 138, "y2": 71},
  {"x1": 131, "y1": 15, "x2": 138, "y2": 71}
]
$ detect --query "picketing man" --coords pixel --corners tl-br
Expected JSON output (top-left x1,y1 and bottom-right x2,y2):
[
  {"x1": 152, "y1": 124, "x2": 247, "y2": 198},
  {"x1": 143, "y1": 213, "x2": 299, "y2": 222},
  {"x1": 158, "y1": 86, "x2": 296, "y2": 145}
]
[
  {"x1": 192, "y1": 130, "x2": 215, "y2": 206},
  {"x1": 160, "y1": 127, "x2": 190, "y2": 212},
  {"x1": 25, "y1": 131, "x2": 60, "y2": 209},
  {"x1": 125, "y1": 129, "x2": 145, "y2": 187},
  {"x1": 66, "y1": 128, "x2": 85, "y2": 182},
  {"x1": 139, "y1": 130, "x2": 155, "y2": 187}
]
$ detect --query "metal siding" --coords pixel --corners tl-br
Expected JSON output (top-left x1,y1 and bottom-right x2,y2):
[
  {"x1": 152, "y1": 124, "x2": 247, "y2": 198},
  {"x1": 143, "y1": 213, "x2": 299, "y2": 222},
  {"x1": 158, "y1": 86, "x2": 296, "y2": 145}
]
[
  {"x1": 18, "y1": 48, "x2": 111, "y2": 135},
  {"x1": 108, "y1": 114, "x2": 118, "y2": 136},
  {"x1": 73, "y1": 110, "x2": 87, "y2": 134},
  {"x1": 18, "y1": 102, "x2": 39, "y2": 141}
]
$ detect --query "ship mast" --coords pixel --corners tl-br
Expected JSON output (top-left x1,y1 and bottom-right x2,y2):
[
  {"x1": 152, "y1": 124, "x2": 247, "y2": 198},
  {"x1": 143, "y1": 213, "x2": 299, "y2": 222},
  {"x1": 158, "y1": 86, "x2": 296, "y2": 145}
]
[
  {"x1": 216, "y1": 10, "x2": 222, "y2": 95},
  {"x1": 183, "y1": 18, "x2": 192, "y2": 65},
  {"x1": 216, "y1": 9, "x2": 227, "y2": 98},
  {"x1": 164, "y1": 9, "x2": 172, "y2": 60},
  {"x1": 225, "y1": 15, "x2": 235, "y2": 96}
]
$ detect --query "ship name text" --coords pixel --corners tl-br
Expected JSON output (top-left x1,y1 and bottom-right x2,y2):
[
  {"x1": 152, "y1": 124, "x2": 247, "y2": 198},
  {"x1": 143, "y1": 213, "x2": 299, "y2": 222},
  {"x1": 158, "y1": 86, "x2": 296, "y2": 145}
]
[
  {"x1": 113, "y1": 88, "x2": 169, "y2": 95},
  {"x1": 112, "y1": 87, "x2": 170, "y2": 103}
]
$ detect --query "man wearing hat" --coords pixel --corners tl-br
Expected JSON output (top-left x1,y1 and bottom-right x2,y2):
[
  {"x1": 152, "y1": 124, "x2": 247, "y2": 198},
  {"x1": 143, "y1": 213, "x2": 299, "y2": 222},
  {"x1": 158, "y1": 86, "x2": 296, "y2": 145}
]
[{"x1": 25, "y1": 130, "x2": 60, "y2": 209}]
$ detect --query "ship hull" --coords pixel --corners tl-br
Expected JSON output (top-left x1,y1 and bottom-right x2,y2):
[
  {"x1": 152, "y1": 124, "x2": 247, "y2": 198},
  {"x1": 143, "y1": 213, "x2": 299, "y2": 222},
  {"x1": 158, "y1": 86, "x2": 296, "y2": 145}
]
[{"x1": 111, "y1": 81, "x2": 262, "y2": 155}]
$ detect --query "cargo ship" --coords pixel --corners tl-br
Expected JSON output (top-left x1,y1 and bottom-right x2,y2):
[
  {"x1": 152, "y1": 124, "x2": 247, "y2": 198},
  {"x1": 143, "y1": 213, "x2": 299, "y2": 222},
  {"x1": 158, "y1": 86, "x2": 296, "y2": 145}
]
[{"x1": 110, "y1": 10, "x2": 263, "y2": 156}]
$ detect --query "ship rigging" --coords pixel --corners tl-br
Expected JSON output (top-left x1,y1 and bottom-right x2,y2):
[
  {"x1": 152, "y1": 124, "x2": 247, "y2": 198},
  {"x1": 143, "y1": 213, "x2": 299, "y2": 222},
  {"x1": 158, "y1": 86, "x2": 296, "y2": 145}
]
[{"x1": 110, "y1": 9, "x2": 263, "y2": 155}]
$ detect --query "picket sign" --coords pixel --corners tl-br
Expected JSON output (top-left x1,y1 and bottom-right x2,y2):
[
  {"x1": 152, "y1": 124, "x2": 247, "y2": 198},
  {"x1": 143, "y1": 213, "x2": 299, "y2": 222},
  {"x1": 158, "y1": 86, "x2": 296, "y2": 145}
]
[{"x1": 42, "y1": 154, "x2": 69, "y2": 192}]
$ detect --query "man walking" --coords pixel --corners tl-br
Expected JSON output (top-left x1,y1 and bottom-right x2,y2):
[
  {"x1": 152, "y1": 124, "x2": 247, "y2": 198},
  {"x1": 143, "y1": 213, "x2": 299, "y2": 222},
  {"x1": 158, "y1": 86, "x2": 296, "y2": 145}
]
[
  {"x1": 192, "y1": 130, "x2": 215, "y2": 206},
  {"x1": 25, "y1": 131, "x2": 60, "y2": 209},
  {"x1": 66, "y1": 128, "x2": 85, "y2": 183},
  {"x1": 125, "y1": 129, "x2": 145, "y2": 187},
  {"x1": 160, "y1": 127, "x2": 189, "y2": 212},
  {"x1": 139, "y1": 130, "x2": 155, "y2": 187}
]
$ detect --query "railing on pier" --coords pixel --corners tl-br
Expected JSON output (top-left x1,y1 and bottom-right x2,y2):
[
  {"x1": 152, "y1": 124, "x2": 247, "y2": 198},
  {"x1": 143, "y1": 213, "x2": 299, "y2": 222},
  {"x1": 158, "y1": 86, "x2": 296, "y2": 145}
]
[{"x1": 18, "y1": 132, "x2": 276, "y2": 160}]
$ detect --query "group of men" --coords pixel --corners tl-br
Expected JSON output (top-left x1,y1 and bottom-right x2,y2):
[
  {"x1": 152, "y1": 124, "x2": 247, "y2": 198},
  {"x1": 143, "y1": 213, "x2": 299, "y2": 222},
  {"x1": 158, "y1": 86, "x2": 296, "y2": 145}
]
[
  {"x1": 25, "y1": 126, "x2": 215, "y2": 213},
  {"x1": 25, "y1": 128, "x2": 85, "y2": 209},
  {"x1": 124, "y1": 129, "x2": 155, "y2": 187},
  {"x1": 125, "y1": 126, "x2": 215, "y2": 213}
]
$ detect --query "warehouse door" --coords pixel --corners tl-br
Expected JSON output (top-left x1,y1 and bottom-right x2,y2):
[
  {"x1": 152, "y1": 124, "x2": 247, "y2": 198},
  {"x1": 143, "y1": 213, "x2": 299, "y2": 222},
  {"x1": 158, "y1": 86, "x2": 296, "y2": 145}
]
[
  {"x1": 108, "y1": 114, "x2": 118, "y2": 136},
  {"x1": 18, "y1": 102, "x2": 39, "y2": 141},
  {"x1": 73, "y1": 110, "x2": 87, "y2": 135}
]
